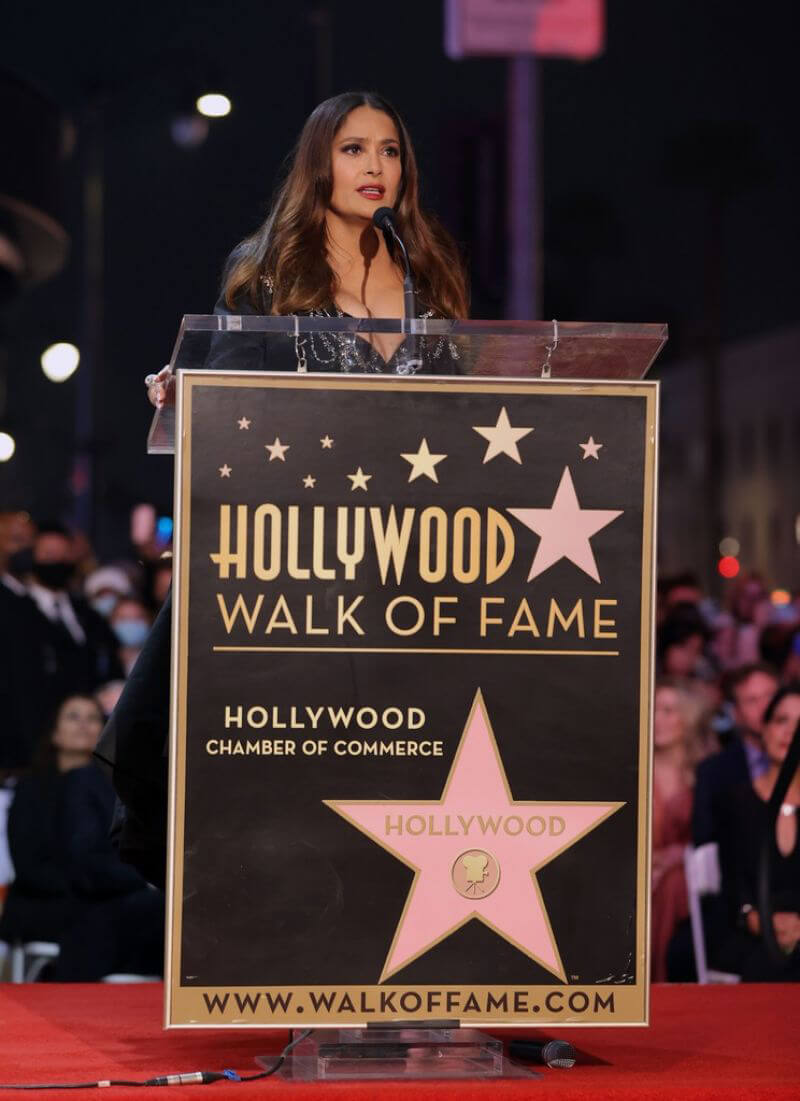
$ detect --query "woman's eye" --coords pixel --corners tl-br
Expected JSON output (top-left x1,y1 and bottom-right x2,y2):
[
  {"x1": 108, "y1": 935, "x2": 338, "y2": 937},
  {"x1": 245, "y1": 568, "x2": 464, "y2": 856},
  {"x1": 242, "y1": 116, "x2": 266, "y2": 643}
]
[
  {"x1": 383, "y1": 146, "x2": 400, "y2": 157},
  {"x1": 342, "y1": 143, "x2": 361, "y2": 154}
]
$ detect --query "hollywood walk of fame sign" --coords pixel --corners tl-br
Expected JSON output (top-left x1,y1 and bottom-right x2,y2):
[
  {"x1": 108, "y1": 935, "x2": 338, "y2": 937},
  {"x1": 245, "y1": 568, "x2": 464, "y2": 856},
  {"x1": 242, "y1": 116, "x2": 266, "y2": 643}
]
[{"x1": 166, "y1": 372, "x2": 657, "y2": 1029}]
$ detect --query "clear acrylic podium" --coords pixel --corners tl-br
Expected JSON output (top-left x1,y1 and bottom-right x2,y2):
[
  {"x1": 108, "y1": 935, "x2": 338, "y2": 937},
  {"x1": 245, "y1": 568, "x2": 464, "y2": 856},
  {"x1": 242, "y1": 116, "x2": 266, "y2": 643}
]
[
  {"x1": 155, "y1": 314, "x2": 665, "y2": 1081},
  {"x1": 147, "y1": 315, "x2": 666, "y2": 453}
]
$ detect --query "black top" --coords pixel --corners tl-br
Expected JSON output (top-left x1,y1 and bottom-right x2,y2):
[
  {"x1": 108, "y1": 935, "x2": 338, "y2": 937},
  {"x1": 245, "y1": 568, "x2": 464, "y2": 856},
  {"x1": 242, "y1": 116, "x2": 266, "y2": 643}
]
[
  {"x1": 61, "y1": 762, "x2": 152, "y2": 899},
  {"x1": 722, "y1": 782, "x2": 800, "y2": 918},
  {"x1": 0, "y1": 763, "x2": 150, "y2": 941},
  {"x1": 207, "y1": 286, "x2": 463, "y2": 376}
]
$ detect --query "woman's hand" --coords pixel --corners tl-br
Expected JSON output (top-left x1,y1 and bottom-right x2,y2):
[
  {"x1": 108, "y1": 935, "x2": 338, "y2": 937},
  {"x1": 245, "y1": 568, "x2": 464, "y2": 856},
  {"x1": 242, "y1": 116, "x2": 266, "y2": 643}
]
[
  {"x1": 145, "y1": 365, "x2": 174, "y2": 410},
  {"x1": 773, "y1": 911, "x2": 800, "y2": 954},
  {"x1": 744, "y1": 908, "x2": 800, "y2": 954}
]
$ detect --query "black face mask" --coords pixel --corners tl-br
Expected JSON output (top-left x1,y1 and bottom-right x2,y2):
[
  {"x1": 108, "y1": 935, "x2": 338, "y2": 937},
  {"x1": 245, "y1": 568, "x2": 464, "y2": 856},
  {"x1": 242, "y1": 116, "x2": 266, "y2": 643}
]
[
  {"x1": 7, "y1": 548, "x2": 34, "y2": 578},
  {"x1": 31, "y1": 560, "x2": 75, "y2": 591}
]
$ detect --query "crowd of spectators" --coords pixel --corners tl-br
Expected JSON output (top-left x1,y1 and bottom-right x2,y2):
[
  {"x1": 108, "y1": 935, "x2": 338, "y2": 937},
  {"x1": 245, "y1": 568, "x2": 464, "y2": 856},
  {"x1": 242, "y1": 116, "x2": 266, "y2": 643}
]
[
  {"x1": 0, "y1": 507, "x2": 799, "y2": 985},
  {"x1": 653, "y1": 572, "x2": 800, "y2": 982},
  {"x1": 0, "y1": 509, "x2": 169, "y2": 980}
]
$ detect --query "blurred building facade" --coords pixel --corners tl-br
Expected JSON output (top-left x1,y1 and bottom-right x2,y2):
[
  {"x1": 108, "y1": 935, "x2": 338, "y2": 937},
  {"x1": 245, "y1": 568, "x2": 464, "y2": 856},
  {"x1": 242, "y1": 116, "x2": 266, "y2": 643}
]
[{"x1": 657, "y1": 326, "x2": 800, "y2": 590}]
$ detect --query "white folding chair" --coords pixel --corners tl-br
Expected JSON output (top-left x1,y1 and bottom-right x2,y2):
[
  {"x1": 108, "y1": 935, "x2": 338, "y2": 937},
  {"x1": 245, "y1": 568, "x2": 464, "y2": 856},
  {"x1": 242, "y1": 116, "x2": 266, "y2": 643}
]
[
  {"x1": 683, "y1": 843, "x2": 740, "y2": 984},
  {"x1": 8, "y1": 940, "x2": 60, "y2": 982}
]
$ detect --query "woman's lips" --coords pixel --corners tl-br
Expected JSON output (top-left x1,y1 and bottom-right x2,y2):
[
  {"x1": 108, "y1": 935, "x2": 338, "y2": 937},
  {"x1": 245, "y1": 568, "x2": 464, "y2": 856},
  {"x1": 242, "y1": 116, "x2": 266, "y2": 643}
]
[{"x1": 357, "y1": 186, "x2": 385, "y2": 199}]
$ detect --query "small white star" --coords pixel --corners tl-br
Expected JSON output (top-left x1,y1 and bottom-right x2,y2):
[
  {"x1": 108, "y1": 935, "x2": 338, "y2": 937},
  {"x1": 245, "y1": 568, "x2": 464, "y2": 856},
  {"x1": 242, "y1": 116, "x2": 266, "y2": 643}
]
[
  {"x1": 579, "y1": 436, "x2": 603, "y2": 460},
  {"x1": 473, "y1": 407, "x2": 534, "y2": 464},
  {"x1": 218, "y1": 464, "x2": 232, "y2": 478},
  {"x1": 303, "y1": 475, "x2": 316, "y2": 489},
  {"x1": 265, "y1": 437, "x2": 290, "y2": 462},
  {"x1": 401, "y1": 438, "x2": 447, "y2": 483},
  {"x1": 347, "y1": 467, "x2": 372, "y2": 492},
  {"x1": 237, "y1": 417, "x2": 251, "y2": 430},
  {"x1": 320, "y1": 435, "x2": 334, "y2": 449}
]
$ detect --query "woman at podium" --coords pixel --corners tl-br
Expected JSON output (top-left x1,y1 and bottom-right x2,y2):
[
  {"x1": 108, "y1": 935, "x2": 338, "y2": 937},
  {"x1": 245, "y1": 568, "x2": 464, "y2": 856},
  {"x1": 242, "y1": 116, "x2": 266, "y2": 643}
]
[
  {"x1": 148, "y1": 89, "x2": 468, "y2": 401},
  {"x1": 106, "y1": 91, "x2": 469, "y2": 885}
]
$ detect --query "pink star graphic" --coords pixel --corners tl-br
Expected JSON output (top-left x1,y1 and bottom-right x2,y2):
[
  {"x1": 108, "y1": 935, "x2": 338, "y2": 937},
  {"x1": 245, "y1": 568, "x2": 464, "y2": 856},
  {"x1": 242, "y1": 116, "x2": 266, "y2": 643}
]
[
  {"x1": 325, "y1": 692, "x2": 622, "y2": 982},
  {"x1": 507, "y1": 465, "x2": 623, "y2": 583}
]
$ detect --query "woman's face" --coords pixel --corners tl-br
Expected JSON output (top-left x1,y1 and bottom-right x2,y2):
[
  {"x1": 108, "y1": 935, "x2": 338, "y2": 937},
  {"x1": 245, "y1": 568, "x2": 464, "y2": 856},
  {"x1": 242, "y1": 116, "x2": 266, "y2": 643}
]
[
  {"x1": 654, "y1": 686, "x2": 686, "y2": 749},
  {"x1": 51, "y1": 697, "x2": 103, "y2": 755},
  {"x1": 762, "y1": 694, "x2": 800, "y2": 765},
  {"x1": 329, "y1": 106, "x2": 402, "y2": 222}
]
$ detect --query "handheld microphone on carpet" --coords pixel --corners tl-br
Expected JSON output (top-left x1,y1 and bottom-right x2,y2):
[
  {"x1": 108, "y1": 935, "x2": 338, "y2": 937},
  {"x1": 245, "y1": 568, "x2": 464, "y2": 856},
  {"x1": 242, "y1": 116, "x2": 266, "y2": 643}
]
[
  {"x1": 372, "y1": 206, "x2": 417, "y2": 321},
  {"x1": 508, "y1": 1038, "x2": 577, "y2": 1069}
]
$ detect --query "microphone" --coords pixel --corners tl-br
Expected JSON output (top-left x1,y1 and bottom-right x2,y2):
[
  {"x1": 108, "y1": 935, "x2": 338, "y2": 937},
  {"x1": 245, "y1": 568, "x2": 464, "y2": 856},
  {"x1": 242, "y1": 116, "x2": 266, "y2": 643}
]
[
  {"x1": 508, "y1": 1039, "x2": 576, "y2": 1069},
  {"x1": 372, "y1": 206, "x2": 416, "y2": 321}
]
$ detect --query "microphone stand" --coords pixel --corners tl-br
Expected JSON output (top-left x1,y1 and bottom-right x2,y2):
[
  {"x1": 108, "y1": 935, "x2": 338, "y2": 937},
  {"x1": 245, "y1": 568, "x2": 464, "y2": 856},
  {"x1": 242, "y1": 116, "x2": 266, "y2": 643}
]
[
  {"x1": 373, "y1": 209, "x2": 421, "y2": 374},
  {"x1": 381, "y1": 222, "x2": 417, "y2": 322}
]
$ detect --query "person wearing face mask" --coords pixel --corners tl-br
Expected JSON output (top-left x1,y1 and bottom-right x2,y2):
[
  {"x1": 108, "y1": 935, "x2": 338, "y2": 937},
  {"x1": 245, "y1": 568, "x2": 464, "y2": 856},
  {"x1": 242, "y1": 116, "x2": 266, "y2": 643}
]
[
  {"x1": 25, "y1": 524, "x2": 124, "y2": 730},
  {"x1": 109, "y1": 597, "x2": 153, "y2": 676},
  {"x1": 83, "y1": 565, "x2": 134, "y2": 621}
]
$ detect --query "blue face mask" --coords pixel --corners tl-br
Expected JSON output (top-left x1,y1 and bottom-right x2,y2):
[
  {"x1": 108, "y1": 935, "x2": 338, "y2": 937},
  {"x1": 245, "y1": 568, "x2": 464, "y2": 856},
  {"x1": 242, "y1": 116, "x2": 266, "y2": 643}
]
[
  {"x1": 113, "y1": 619, "x2": 150, "y2": 648},
  {"x1": 91, "y1": 594, "x2": 118, "y2": 619}
]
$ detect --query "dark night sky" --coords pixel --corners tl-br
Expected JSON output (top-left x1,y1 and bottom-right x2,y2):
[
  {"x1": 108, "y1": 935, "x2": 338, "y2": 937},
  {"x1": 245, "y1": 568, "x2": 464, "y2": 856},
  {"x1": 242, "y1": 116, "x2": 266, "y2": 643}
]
[{"x1": 0, "y1": 0, "x2": 796, "y2": 555}]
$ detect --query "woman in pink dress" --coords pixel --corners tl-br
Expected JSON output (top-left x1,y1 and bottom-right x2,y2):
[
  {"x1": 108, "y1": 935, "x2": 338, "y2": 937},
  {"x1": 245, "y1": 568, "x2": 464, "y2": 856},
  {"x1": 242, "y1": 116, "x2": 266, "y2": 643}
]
[{"x1": 651, "y1": 677, "x2": 714, "y2": 981}]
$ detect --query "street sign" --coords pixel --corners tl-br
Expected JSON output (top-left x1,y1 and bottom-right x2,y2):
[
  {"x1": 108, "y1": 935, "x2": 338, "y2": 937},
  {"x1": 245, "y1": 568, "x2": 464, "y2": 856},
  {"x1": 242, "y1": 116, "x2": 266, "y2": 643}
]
[{"x1": 445, "y1": 0, "x2": 605, "y2": 60}]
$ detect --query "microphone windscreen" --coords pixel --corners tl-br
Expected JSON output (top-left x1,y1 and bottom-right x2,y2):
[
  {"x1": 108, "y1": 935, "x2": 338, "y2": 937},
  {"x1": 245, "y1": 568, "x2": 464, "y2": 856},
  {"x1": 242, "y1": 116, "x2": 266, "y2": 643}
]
[
  {"x1": 542, "y1": 1040, "x2": 576, "y2": 1069},
  {"x1": 372, "y1": 206, "x2": 395, "y2": 231},
  {"x1": 508, "y1": 1039, "x2": 576, "y2": 1069}
]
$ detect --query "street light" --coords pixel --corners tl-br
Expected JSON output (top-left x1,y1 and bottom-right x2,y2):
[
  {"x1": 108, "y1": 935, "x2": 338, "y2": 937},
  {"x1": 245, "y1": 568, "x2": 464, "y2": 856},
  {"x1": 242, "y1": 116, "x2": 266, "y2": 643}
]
[
  {"x1": 718, "y1": 555, "x2": 740, "y2": 580},
  {"x1": 718, "y1": 536, "x2": 740, "y2": 557},
  {"x1": 41, "y1": 342, "x2": 80, "y2": 382},
  {"x1": 0, "y1": 431, "x2": 16, "y2": 461},
  {"x1": 196, "y1": 93, "x2": 232, "y2": 118}
]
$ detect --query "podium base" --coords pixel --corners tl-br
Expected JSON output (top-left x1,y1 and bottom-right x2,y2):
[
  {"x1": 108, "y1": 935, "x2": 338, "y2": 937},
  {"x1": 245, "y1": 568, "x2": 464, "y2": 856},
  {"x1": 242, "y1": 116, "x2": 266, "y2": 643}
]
[{"x1": 258, "y1": 1027, "x2": 539, "y2": 1081}]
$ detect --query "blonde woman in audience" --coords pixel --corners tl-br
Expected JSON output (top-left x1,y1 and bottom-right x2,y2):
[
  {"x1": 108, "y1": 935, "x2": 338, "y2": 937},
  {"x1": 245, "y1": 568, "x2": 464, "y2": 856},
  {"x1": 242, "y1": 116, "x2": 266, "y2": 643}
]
[{"x1": 651, "y1": 677, "x2": 714, "y2": 981}]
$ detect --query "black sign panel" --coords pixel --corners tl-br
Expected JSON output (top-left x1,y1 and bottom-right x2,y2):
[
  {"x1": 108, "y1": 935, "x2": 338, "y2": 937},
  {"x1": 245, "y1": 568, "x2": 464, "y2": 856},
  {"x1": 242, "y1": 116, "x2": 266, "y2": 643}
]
[{"x1": 167, "y1": 374, "x2": 656, "y2": 1028}]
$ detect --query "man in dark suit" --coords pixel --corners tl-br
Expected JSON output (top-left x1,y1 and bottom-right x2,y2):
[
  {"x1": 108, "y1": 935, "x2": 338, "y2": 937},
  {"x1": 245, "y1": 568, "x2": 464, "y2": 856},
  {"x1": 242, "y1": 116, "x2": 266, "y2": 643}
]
[
  {"x1": 0, "y1": 580, "x2": 47, "y2": 769},
  {"x1": 690, "y1": 662, "x2": 779, "y2": 971},
  {"x1": 692, "y1": 663, "x2": 778, "y2": 848},
  {"x1": 24, "y1": 524, "x2": 124, "y2": 736},
  {"x1": 0, "y1": 511, "x2": 45, "y2": 769}
]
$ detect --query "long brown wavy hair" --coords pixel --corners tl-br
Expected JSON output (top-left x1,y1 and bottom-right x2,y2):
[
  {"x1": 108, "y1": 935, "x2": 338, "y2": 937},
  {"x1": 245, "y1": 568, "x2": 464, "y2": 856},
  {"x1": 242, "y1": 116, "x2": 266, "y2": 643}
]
[{"x1": 223, "y1": 91, "x2": 469, "y2": 318}]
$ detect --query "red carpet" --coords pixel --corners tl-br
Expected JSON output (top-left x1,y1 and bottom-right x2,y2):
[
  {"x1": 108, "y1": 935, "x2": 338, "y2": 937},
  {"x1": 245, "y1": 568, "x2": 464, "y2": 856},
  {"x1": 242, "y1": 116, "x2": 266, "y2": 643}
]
[{"x1": 0, "y1": 983, "x2": 797, "y2": 1098}]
